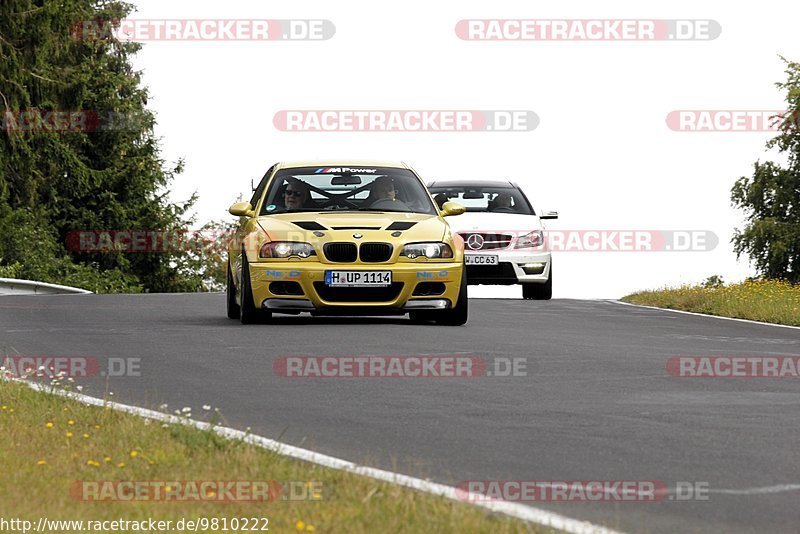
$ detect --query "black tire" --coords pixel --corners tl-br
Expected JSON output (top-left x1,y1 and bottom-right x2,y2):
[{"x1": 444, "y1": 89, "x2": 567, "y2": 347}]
[
  {"x1": 240, "y1": 251, "x2": 272, "y2": 324},
  {"x1": 522, "y1": 265, "x2": 553, "y2": 300},
  {"x1": 432, "y1": 269, "x2": 469, "y2": 326},
  {"x1": 226, "y1": 260, "x2": 240, "y2": 319}
]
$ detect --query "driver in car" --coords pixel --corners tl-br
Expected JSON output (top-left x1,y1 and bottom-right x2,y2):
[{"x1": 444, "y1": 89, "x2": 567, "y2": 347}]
[
  {"x1": 284, "y1": 178, "x2": 312, "y2": 210},
  {"x1": 491, "y1": 193, "x2": 514, "y2": 211}
]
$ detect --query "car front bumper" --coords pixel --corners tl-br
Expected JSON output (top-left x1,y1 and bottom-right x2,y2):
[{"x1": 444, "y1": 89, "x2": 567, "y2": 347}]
[
  {"x1": 465, "y1": 250, "x2": 551, "y2": 285},
  {"x1": 246, "y1": 261, "x2": 464, "y2": 313}
]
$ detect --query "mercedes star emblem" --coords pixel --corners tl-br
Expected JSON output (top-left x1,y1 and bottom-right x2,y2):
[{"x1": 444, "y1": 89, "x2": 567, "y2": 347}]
[{"x1": 466, "y1": 234, "x2": 484, "y2": 250}]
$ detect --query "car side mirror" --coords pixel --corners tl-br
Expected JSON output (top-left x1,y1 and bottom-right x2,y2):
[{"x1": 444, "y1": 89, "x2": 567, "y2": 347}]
[
  {"x1": 229, "y1": 201, "x2": 255, "y2": 217},
  {"x1": 441, "y1": 201, "x2": 466, "y2": 217},
  {"x1": 540, "y1": 210, "x2": 558, "y2": 220}
]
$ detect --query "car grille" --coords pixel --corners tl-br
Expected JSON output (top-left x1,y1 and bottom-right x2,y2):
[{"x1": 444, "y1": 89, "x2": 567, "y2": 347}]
[
  {"x1": 323, "y1": 242, "x2": 358, "y2": 262},
  {"x1": 466, "y1": 262, "x2": 517, "y2": 280},
  {"x1": 413, "y1": 282, "x2": 446, "y2": 296},
  {"x1": 269, "y1": 281, "x2": 304, "y2": 296},
  {"x1": 459, "y1": 232, "x2": 513, "y2": 251},
  {"x1": 359, "y1": 243, "x2": 393, "y2": 262},
  {"x1": 313, "y1": 282, "x2": 404, "y2": 302}
]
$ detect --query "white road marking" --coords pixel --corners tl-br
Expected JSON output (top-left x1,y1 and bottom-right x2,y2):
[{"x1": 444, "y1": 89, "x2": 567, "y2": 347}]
[
  {"x1": 708, "y1": 485, "x2": 800, "y2": 495},
  {"x1": 10, "y1": 378, "x2": 622, "y2": 534},
  {"x1": 608, "y1": 300, "x2": 800, "y2": 331}
]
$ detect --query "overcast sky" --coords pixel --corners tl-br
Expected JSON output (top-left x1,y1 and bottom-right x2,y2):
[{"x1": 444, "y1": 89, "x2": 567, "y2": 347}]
[{"x1": 127, "y1": 0, "x2": 799, "y2": 299}]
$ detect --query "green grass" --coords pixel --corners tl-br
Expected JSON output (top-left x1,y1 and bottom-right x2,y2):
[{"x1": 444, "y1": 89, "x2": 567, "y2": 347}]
[
  {"x1": 621, "y1": 279, "x2": 800, "y2": 326},
  {"x1": 0, "y1": 381, "x2": 550, "y2": 533}
]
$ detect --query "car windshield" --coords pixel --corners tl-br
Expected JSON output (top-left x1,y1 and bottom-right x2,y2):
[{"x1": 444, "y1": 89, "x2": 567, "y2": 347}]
[
  {"x1": 259, "y1": 166, "x2": 437, "y2": 215},
  {"x1": 428, "y1": 185, "x2": 534, "y2": 215}
]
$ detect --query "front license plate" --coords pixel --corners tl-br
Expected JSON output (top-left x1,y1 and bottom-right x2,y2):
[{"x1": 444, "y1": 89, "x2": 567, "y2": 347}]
[
  {"x1": 325, "y1": 270, "x2": 392, "y2": 287},
  {"x1": 465, "y1": 254, "x2": 499, "y2": 265}
]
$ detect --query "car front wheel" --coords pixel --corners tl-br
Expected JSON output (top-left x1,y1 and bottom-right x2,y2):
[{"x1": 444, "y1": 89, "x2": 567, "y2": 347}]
[
  {"x1": 432, "y1": 268, "x2": 469, "y2": 326},
  {"x1": 239, "y1": 251, "x2": 272, "y2": 324},
  {"x1": 226, "y1": 260, "x2": 240, "y2": 319}
]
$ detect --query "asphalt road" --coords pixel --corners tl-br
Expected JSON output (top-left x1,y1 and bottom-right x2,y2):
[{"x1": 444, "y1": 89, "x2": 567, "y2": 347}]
[{"x1": 2, "y1": 293, "x2": 799, "y2": 533}]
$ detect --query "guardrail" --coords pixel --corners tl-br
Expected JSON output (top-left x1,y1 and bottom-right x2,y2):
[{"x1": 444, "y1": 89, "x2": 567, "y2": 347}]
[{"x1": 0, "y1": 278, "x2": 93, "y2": 296}]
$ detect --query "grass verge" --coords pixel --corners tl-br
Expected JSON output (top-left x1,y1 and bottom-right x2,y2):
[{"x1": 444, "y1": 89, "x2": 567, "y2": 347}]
[
  {"x1": 0, "y1": 380, "x2": 548, "y2": 533},
  {"x1": 621, "y1": 279, "x2": 800, "y2": 327}
]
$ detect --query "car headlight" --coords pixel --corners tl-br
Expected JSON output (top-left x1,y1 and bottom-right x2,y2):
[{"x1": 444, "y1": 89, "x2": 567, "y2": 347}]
[
  {"x1": 515, "y1": 230, "x2": 544, "y2": 249},
  {"x1": 259, "y1": 242, "x2": 316, "y2": 259},
  {"x1": 401, "y1": 242, "x2": 454, "y2": 259}
]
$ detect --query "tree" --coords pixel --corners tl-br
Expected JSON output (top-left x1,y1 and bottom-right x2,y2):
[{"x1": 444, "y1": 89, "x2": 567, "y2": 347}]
[
  {"x1": 731, "y1": 58, "x2": 800, "y2": 283},
  {"x1": 0, "y1": 0, "x2": 215, "y2": 292}
]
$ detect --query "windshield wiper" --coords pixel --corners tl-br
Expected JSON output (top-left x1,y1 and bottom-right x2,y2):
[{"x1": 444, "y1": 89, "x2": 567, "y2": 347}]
[{"x1": 360, "y1": 208, "x2": 426, "y2": 213}]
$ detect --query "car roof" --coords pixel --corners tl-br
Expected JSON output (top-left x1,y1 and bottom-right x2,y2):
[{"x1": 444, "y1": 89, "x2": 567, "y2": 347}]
[
  {"x1": 277, "y1": 160, "x2": 409, "y2": 170},
  {"x1": 428, "y1": 180, "x2": 515, "y2": 188}
]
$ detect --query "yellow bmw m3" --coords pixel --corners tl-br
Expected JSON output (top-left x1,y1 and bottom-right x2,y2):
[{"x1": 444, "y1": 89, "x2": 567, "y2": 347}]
[{"x1": 226, "y1": 161, "x2": 469, "y2": 325}]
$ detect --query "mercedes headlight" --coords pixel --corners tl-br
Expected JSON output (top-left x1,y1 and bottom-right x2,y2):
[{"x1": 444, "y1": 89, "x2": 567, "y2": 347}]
[{"x1": 515, "y1": 231, "x2": 544, "y2": 249}]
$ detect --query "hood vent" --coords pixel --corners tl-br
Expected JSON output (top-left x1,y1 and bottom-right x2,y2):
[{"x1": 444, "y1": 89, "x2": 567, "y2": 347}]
[
  {"x1": 386, "y1": 221, "x2": 416, "y2": 231},
  {"x1": 293, "y1": 221, "x2": 328, "y2": 230}
]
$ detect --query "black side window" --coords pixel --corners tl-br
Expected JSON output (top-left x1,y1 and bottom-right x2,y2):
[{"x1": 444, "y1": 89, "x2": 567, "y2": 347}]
[{"x1": 250, "y1": 166, "x2": 274, "y2": 207}]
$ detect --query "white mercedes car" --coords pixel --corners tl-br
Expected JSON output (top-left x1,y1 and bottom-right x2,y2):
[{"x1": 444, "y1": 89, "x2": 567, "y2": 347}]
[{"x1": 427, "y1": 180, "x2": 557, "y2": 300}]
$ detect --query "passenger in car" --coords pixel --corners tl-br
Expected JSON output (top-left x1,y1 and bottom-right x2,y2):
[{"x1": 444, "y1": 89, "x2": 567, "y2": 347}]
[
  {"x1": 367, "y1": 176, "x2": 398, "y2": 204},
  {"x1": 490, "y1": 193, "x2": 514, "y2": 211},
  {"x1": 433, "y1": 193, "x2": 449, "y2": 209}
]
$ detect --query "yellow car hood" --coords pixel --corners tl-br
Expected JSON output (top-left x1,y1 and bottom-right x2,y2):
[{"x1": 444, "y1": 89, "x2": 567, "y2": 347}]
[{"x1": 256, "y1": 212, "x2": 449, "y2": 244}]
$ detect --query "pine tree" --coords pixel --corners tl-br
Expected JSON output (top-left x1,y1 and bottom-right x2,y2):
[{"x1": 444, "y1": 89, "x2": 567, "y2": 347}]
[{"x1": 0, "y1": 0, "x2": 211, "y2": 292}]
